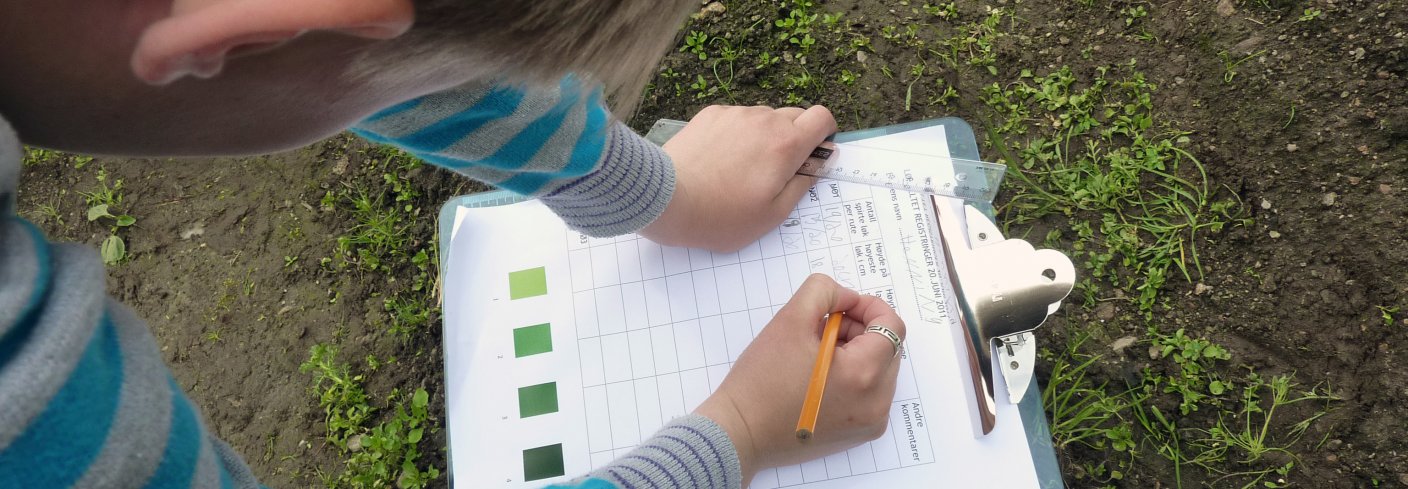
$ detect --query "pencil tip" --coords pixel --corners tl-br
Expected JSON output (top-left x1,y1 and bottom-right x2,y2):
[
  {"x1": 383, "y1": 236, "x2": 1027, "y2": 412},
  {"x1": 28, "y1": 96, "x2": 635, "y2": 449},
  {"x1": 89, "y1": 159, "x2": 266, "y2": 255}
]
[{"x1": 796, "y1": 429, "x2": 812, "y2": 440}]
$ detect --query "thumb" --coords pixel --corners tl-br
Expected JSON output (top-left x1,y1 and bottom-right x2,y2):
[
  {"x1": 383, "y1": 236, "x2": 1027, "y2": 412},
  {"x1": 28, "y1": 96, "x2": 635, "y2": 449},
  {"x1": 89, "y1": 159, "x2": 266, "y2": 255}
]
[{"x1": 778, "y1": 274, "x2": 860, "y2": 334}]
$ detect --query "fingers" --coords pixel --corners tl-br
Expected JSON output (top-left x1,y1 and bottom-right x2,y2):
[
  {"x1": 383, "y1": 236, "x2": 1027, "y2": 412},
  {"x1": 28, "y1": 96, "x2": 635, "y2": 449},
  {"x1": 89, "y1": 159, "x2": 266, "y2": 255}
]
[
  {"x1": 771, "y1": 173, "x2": 818, "y2": 214},
  {"x1": 837, "y1": 295, "x2": 906, "y2": 365},
  {"x1": 837, "y1": 295, "x2": 906, "y2": 342},
  {"x1": 773, "y1": 107, "x2": 805, "y2": 119},
  {"x1": 778, "y1": 274, "x2": 861, "y2": 335},
  {"x1": 791, "y1": 105, "x2": 837, "y2": 147}
]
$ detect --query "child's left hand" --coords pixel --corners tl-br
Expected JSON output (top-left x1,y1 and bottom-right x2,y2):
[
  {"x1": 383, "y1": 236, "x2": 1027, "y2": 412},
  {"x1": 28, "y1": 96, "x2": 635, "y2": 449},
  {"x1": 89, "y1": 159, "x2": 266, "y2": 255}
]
[{"x1": 640, "y1": 104, "x2": 836, "y2": 252}]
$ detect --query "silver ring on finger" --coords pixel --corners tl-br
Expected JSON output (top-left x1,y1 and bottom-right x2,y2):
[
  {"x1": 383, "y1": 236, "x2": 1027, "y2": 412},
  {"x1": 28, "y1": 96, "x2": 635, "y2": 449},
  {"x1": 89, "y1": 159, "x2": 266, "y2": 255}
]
[{"x1": 865, "y1": 325, "x2": 903, "y2": 358}]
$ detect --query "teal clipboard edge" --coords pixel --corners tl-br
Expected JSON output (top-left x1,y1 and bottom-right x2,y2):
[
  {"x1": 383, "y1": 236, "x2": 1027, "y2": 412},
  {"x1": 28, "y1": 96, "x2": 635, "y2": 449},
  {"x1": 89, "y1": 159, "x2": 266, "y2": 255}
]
[{"x1": 435, "y1": 118, "x2": 1065, "y2": 488}]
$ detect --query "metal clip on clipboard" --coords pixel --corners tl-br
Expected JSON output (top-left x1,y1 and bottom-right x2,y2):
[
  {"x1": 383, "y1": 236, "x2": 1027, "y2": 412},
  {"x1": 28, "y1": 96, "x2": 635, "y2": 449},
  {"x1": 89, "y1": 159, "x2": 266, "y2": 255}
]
[
  {"x1": 933, "y1": 200, "x2": 1074, "y2": 435},
  {"x1": 646, "y1": 119, "x2": 1075, "y2": 436}
]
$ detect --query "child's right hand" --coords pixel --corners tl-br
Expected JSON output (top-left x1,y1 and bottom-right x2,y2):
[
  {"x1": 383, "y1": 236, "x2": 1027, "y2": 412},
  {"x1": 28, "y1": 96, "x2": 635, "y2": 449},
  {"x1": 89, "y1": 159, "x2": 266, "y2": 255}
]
[
  {"x1": 641, "y1": 104, "x2": 836, "y2": 252},
  {"x1": 693, "y1": 274, "x2": 906, "y2": 485}
]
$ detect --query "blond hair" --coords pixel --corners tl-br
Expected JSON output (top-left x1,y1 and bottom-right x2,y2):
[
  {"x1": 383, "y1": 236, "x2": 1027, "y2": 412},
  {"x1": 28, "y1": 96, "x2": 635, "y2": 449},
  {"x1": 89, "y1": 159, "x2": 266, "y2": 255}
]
[{"x1": 357, "y1": 0, "x2": 696, "y2": 117}]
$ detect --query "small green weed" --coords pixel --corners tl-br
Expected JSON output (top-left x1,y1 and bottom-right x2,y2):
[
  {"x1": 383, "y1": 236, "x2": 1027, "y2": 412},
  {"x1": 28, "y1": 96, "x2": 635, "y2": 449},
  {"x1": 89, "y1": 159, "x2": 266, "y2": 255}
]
[
  {"x1": 29, "y1": 201, "x2": 63, "y2": 227},
  {"x1": 302, "y1": 344, "x2": 441, "y2": 489},
  {"x1": 22, "y1": 147, "x2": 94, "y2": 168},
  {"x1": 939, "y1": 8, "x2": 1006, "y2": 75},
  {"x1": 837, "y1": 69, "x2": 858, "y2": 86},
  {"x1": 983, "y1": 63, "x2": 1247, "y2": 315},
  {"x1": 923, "y1": 2, "x2": 958, "y2": 20},
  {"x1": 1379, "y1": 306, "x2": 1400, "y2": 327},
  {"x1": 680, "y1": 31, "x2": 709, "y2": 60},
  {"x1": 80, "y1": 169, "x2": 136, "y2": 265},
  {"x1": 1218, "y1": 50, "x2": 1266, "y2": 83},
  {"x1": 775, "y1": 0, "x2": 818, "y2": 54},
  {"x1": 1042, "y1": 335, "x2": 1138, "y2": 482},
  {"x1": 1120, "y1": 5, "x2": 1148, "y2": 26},
  {"x1": 1297, "y1": 7, "x2": 1322, "y2": 22},
  {"x1": 1147, "y1": 327, "x2": 1232, "y2": 415}
]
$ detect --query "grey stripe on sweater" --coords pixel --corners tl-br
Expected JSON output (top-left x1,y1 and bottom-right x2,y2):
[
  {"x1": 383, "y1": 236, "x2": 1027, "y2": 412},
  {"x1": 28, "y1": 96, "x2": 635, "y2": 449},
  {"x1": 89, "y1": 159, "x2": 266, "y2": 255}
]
[
  {"x1": 589, "y1": 414, "x2": 743, "y2": 489},
  {"x1": 538, "y1": 122, "x2": 676, "y2": 238}
]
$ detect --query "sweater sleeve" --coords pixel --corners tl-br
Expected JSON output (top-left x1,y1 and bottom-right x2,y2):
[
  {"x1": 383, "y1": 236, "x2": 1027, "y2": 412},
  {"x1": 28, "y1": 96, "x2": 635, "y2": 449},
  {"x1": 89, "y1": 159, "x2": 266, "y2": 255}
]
[
  {"x1": 546, "y1": 415, "x2": 744, "y2": 489},
  {"x1": 352, "y1": 77, "x2": 676, "y2": 238},
  {"x1": 0, "y1": 118, "x2": 261, "y2": 487}
]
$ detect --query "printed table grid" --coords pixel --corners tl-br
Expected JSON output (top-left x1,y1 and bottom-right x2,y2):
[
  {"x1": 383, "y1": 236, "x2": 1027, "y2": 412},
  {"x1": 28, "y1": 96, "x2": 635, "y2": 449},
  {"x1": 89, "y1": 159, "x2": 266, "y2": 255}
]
[{"x1": 564, "y1": 185, "x2": 936, "y2": 485}]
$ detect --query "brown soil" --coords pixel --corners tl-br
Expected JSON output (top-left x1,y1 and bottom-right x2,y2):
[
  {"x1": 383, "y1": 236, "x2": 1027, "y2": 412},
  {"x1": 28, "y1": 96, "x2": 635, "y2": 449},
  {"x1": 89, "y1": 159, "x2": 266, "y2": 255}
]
[{"x1": 13, "y1": 0, "x2": 1406, "y2": 487}]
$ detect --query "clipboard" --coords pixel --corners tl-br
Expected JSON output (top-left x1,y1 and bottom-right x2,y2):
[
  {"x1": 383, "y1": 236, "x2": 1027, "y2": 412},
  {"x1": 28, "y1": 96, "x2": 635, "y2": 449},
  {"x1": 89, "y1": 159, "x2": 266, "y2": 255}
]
[{"x1": 436, "y1": 117, "x2": 1065, "y2": 488}]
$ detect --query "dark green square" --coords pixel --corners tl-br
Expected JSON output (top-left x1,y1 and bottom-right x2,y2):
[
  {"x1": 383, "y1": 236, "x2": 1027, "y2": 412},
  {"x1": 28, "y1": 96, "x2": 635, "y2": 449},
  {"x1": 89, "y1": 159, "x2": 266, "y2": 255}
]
[
  {"x1": 509, "y1": 267, "x2": 548, "y2": 299},
  {"x1": 518, "y1": 382, "x2": 559, "y2": 418},
  {"x1": 514, "y1": 323, "x2": 553, "y2": 358},
  {"x1": 522, "y1": 443, "x2": 566, "y2": 482}
]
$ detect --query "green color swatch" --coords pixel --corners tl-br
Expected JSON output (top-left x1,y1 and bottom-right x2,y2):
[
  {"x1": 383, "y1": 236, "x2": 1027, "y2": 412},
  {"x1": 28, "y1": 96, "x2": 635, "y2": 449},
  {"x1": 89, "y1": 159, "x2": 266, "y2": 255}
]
[
  {"x1": 522, "y1": 443, "x2": 566, "y2": 482},
  {"x1": 518, "y1": 382, "x2": 559, "y2": 418},
  {"x1": 509, "y1": 267, "x2": 548, "y2": 299},
  {"x1": 514, "y1": 323, "x2": 553, "y2": 358}
]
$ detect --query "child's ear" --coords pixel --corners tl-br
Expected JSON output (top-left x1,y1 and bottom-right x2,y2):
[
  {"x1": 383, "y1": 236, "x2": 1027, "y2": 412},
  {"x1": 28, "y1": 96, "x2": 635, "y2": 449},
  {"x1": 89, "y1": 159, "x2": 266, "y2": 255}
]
[{"x1": 130, "y1": 0, "x2": 414, "y2": 85}]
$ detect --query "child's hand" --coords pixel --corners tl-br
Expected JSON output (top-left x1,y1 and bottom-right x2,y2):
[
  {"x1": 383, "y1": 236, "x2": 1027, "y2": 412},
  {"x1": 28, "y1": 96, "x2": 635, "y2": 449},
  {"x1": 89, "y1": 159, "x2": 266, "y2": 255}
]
[
  {"x1": 693, "y1": 274, "x2": 906, "y2": 484},
  {"x1": 641, "y1": 105, "x2": 836, "y2": 252}
]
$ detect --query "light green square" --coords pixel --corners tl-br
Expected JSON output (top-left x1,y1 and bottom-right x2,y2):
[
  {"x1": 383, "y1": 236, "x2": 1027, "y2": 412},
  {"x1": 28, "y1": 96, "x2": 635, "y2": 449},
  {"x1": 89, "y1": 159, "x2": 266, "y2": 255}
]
[
  {"x1": 522, "y1": 443, "x2": 566, "y2": 482},
  {"x1": 508, "y1": 267, "x2": 548, "y2": 299},
  {"x1": 518, "y1": 382, "x2": 559, "y2": 418},
  {"x1": 514, "y1": 323, "x2": 553, "y2": 358}
]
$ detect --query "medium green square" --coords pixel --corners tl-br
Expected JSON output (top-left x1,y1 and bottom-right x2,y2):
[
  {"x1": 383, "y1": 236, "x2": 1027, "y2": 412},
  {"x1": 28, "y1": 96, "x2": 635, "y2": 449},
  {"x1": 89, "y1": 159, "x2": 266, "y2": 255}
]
[
  {"x1": 514, "y1": 323, "x2": 553, "y2": 358},
  {"x1": 522, "y1": 443, "x2": 566, "y2": 482},
  {"x1": 518, "y1": 382, "x2": 559, "y2": 418},
  {"x1": 509, "y1": 267, "x2": 548, "y2": 299}
]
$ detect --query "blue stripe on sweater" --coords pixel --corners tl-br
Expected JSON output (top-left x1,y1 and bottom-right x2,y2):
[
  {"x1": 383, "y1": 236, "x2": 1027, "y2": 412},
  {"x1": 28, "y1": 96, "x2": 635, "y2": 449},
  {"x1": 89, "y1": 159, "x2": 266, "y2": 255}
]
[
  {"x1": 394, "y1": 85, "x2": 526, "y2": 153},
  {"x1": 546, "y1": 477, "x2": 617, "y2": 489},
  {"x1": 0, "y1": 219, "x2": 51, "y2": 363},
  {"x1": 497, "y1": 89, "x2": 609, "y2": 193},
  {"x1": 142, "y1": 378, "x2": 201, "y2": 489},
  {"x1": 0, "y1": 313, "x2": 123, "y2": 487}
]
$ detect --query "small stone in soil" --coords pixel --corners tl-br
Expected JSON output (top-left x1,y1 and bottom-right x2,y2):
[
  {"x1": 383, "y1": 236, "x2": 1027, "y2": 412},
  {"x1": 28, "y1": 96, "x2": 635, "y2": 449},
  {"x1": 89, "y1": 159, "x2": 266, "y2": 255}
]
[
  {"x1": 1095, "y1": 302, "x2": 1115, "y2": 320},
  {"x1": 1111, "y1": 336, "x2": 1137, "y2": 354}
]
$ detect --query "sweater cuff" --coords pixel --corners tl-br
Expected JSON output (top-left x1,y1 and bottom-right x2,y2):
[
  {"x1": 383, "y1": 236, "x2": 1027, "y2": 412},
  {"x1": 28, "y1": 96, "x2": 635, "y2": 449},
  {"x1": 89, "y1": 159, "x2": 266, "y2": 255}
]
[
  {"x1": 588, "y1": 414, "x2": 743, "y2": 489},
  {"x1": 537, "y1": 122, "x2": 675, "y2": 238}
]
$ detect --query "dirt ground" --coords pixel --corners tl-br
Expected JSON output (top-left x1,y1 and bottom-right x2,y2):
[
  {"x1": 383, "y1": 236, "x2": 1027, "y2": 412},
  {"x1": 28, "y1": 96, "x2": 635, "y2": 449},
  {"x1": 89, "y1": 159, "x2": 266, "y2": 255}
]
[{"x1": 13, "y1": 0, "x2": 1406, "y2": 487}]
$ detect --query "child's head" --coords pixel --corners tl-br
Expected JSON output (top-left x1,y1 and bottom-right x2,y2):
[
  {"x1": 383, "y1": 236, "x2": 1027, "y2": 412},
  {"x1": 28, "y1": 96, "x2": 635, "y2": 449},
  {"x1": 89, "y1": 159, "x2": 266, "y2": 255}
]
[{"x1": 0, "y1": 0, "x2": 692, "y2": 156}]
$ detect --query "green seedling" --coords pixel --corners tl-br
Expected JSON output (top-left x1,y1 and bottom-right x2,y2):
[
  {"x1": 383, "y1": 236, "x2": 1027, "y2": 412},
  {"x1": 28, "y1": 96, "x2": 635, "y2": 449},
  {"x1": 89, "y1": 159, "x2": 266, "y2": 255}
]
[
  {"x1": 1120, "y1": 5, "x2": 1147, "y2": 26},
  {"x1": 838, "y1": 69, "x2": 858, "y2": 86},
  {"x1": 1297, "y1": 7, "x2": 1322, "y2": 22},
  {"x1": 1218, "y1": 49, "x2": 1266, "y2": 83},
  {"x1": 680, "y1": 30, "x2": 709, "y2": 60},
  {"x1": 983, "y1": 63, "x2": 1244, "y2": 315},
  {"x1": 904, "y1": 63, "x2": 926, "y2": 112},
  {"x1": 755, "y1": 51, "x2": 780, "y2": 71},
  {"x1": 923, "y1": 2, "x2": 958, "y2": 20},
  {"x1": 1380, "y1": 306, "x2": 1400, "y2": 327},
  {"x1": 302, "y1": 345, "x2": 440, "y2": 489},
  {"x1": 83, "y1": 172, "x2": 137, "y2": 265},
  {"x1": 775, "y1": 0, "x2": 818, "y2": 53},
  {"x1": 1148, "y1": 327, "x2": 1232, "y2": 415}
]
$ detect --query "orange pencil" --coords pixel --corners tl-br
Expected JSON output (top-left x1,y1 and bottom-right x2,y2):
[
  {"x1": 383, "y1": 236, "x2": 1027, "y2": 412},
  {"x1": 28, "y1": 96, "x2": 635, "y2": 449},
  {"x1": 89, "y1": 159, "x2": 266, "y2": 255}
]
[{"x1": 796, "y1": 312, "x2": 845, "y2": 440}]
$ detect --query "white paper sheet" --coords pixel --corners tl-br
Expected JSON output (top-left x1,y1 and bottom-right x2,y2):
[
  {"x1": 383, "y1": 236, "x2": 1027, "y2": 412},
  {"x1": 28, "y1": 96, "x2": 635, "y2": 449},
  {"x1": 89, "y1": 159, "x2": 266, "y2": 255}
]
[{"x1": 442, "y1": 125, "x2": 1038, "y2": 488}]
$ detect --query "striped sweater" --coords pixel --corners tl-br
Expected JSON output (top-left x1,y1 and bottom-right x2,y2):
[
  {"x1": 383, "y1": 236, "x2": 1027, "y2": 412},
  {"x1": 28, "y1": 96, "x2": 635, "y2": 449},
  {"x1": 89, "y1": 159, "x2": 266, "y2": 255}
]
[
  {"x1": 0, "y1": 79, "x2": 741, "y2": 488},
  {"x1": 353, "y1": 76, "x2": 676, "y2": 237}
]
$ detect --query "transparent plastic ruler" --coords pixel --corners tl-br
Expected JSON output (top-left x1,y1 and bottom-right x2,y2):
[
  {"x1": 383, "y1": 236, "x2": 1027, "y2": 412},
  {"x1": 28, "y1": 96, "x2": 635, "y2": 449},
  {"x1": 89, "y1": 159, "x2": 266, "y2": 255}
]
[{"x1": 647, "y1": 119, "x2": 1005, "y2": 203}]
